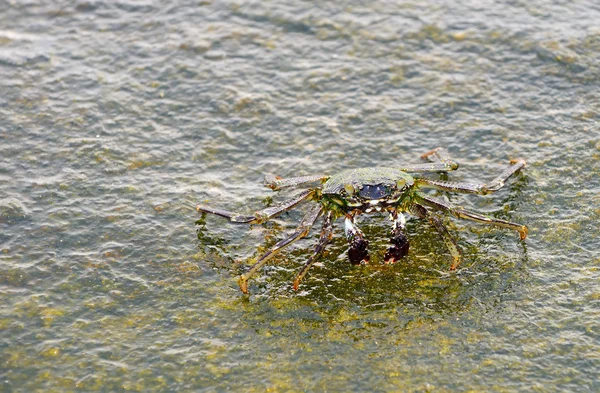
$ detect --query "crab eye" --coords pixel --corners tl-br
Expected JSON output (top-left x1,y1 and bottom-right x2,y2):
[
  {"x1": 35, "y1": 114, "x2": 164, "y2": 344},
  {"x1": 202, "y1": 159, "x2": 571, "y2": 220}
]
[
  {"x1": 396, "y1": 179, "x2": 406, "y2": 189},
  {"x1": 344, "y1": 183, "x2": 355, "y2": 195}
]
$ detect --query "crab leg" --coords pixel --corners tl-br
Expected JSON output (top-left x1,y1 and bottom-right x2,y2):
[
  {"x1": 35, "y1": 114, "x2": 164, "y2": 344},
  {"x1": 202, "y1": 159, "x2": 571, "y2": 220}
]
[
  {"x1": 384, "y1": 211, "x2": 410, "y2": 263},
  {"x1": 395, "y1": 162, "x2": 459, "y2": 173},
  {"x1": 238, "y1": 204, "x2": 323, "y2": 294},
  {"x1": 416, "y1": 193, "x2": 528, "y2": 240},
  {"x1": 420, "y1": 147, "x2": 458, "y2": 167},
  {"x1": 417, "y1": 159, "x2": 526, "y2": 195},
  {"x1": 411, "y1": 203, "x2": 461, "y2": 269},
  {"x1": 344, "y1": 214, "x2": 369, "y2": 264},
  {"x1": 392, "y1": 147, "x2": 460, "y2": 173},
  {"x1": 293, "y1": 211, "x2": 334, "y2": 290},
  {"x1": 264, "y1": 174, "x2": 329, "y2": 191},
  {"x1": 196, "y1": 189, "x2": 314, "y2": 224}
]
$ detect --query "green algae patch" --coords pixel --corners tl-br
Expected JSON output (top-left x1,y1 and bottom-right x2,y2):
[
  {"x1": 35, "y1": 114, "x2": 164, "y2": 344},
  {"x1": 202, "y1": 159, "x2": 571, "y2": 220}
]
[
  {"x1": 39, "y1": 308, "x2": 66, "y2": 327},
  {"x1": 127, "y1": 160, "x2": 165, "y2": 171},
  {"x1": 40, "y1": 347, "x2": 61, "y2": 358}
]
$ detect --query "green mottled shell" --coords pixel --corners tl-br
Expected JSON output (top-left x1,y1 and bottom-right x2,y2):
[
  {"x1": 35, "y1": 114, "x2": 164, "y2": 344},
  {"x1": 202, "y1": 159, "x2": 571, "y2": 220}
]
[{"x1": 322, "y1": 167, "x2": 414, "y2": 195}]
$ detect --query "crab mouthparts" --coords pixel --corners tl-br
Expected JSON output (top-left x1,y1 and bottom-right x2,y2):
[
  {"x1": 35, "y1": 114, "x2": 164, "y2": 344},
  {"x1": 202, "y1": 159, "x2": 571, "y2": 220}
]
[{"x1": 362, "y1": 197, "x2": 402, "y2": 213}]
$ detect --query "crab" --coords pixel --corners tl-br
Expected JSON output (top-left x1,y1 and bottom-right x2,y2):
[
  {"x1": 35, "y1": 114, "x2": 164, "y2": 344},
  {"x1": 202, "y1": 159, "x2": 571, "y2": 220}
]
[{"x1": 196, "y1": 148, "x2": 528, "y2": 294}]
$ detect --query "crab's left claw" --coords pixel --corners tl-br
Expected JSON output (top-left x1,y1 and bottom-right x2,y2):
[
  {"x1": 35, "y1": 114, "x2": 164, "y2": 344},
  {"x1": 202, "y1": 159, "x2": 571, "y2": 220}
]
[{"x1": 384, "y1": 232, "x2": 409, "y2": 264}]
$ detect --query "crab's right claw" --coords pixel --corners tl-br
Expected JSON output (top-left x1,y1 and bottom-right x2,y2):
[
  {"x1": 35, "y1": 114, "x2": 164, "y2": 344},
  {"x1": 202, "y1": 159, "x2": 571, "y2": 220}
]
[{"x1": 348, "y1": 238, "x2": 370, "y2": 265}]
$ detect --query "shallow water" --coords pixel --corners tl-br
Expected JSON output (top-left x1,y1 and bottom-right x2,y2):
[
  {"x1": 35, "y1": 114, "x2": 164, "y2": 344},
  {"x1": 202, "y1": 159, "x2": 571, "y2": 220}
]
[{"x1": 1, "y1": 1, "x2": 599, "y2": 391}]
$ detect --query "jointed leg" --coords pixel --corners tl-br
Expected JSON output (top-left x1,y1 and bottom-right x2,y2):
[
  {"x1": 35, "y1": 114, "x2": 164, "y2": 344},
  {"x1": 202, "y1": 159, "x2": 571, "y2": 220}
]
[
  {"x1": 197, "y1": 189, "x2": 314, "y2": 224},
  {"x1": 393, "y1": 147, "x2": 459, "y2": 173},
  {"x1": 344, "y1": 213, "x2": 369, "y2": 264},
  {"x1": 411, "y1": 203, "x2": 461, "y2": 269},
  {"x1": 238, "y1": 204, "x2": 323, "y2": 294},
  {"x1": 421, "y1": 147, "x2": 459, "y2": 169},
  {"x1": 384, "y1": 210, "x2": 410, "y2": 263},
  {"x1": 417, "y1": 159, "x2": 526, "y2": 195},
  {"x1": 293, "y1": 211, "x2": 334, "y2": 290},
  {"x1": 395, "y1": 162, "x2": 459, "y2": 173},
  {"x1": 486, "y1": 159, "x2": 526, "y2": 192},
  {"x1": 264, "y1": 174, "x2": 329, "y2": 191},
  {"x1": 416, "y1": 193, "x2": 528, "y2": 240}
]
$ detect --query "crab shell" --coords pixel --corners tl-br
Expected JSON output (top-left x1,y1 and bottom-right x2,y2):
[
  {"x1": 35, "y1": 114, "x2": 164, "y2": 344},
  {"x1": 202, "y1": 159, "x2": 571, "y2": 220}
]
[{"x1": 321, "y1": 168, "x2": 415, "y2": 209}]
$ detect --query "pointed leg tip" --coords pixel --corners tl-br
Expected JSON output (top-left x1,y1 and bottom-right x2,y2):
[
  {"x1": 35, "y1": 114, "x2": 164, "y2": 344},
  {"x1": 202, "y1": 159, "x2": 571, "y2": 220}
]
[
  {"x1": 238, "y1": 277, "x2": 249, "y2": 294},
  {"x1": 420, "y1": 147, "x2": 441, "y2": 159},
  {"x1": 519, "y1": 226, "x2": 528, "y2": 240},
  {"x1": 292, "y1": 280, "x2": 300, "y2": 291},
  {"x1": 449, "y1": 256, "x2": 461, "y2": 271},
  {"x1": 263, "y1": 174, "x2": 284, "y2": 190}
]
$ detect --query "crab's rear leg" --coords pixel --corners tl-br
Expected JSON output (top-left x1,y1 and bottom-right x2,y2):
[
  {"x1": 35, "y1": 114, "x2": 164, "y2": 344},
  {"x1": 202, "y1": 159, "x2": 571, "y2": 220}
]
[
  {"x1": 416, "y1": 193, "x2": 528, "y2": 240},
  {"x1": 196, "y1": 189, "x2": 314, "y2": 224},
  {"x1": 411, "y1": 203, "x2": 461, "y2": 269},
  {"x1": 417, "y1": 159, "x2": 526, "y2": 195},
  {"x1": 420, "y1": 147, "x2": 458, "y2": 168},
  {"x1": 264, "y1": 174, "x2": 329, "y2": 191},
  {"x1": 395, "y1": 162, "x2": 459, "y2": 173},
  {"x1": 344, "y1": 213, "x2": 369, "y2": 264},
  {"x1": 238, "y1": 204, "x2": 323, "y2": 294},
  {"x1": 384, "y1": 211, "x2": 410, "y2": 264},
  {"x1": 293, "y1": 211, "x2": 334, "y2": 291},
  {"x1": 392, "y1": 147, "x2": 460, "y2": 173}
]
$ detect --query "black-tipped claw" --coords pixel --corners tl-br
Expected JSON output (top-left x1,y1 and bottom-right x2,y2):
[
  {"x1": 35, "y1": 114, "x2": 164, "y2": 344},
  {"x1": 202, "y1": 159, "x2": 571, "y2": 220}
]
[
  {"x1": 348, "y1": 238, "x2": 369, "y2": 265},
  {"x1": 384, "y1": 233, "x2": 409, "y2": 264}
]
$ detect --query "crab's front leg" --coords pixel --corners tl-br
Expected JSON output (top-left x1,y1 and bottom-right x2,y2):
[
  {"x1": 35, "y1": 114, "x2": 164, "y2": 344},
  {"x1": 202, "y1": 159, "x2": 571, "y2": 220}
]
[
  {"x1": 344, "y1": 213, "x2": 369, "y2": 264},
  {"x1": 384, "y1": 211, "x2": 410, "y2": 263},
  {"x1": 196, "y1": 189, "x2": 314, "y2": 224},
  {"x1": 264, "y1": 174, "x2": 329, "y2": 191}
]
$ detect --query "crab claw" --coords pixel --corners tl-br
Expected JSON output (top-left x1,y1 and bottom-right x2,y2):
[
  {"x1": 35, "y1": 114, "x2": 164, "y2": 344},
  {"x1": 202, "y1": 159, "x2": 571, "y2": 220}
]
[
  {"x1": 345, "y1": 215, "x2": 370, "y2": 264},
  {"x1": 384, "y1": 232, "x2": 409, "y2": 264},
  {"x1": 348, "y1": 238, "x2": 369, "y2": 265}
]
